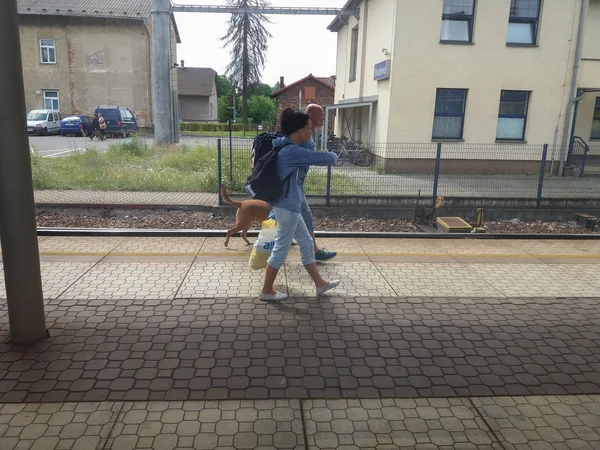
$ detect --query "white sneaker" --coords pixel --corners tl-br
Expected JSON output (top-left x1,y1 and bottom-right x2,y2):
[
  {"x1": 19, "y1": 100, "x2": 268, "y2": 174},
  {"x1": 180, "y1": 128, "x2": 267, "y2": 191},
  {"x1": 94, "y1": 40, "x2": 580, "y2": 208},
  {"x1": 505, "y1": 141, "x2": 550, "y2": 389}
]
[
  {"x1": 316, "y1": 280, "x2": 340, "y2": 296},
  {"x1": 260, "y1": 291, "x2": 288, "y2": 302}
]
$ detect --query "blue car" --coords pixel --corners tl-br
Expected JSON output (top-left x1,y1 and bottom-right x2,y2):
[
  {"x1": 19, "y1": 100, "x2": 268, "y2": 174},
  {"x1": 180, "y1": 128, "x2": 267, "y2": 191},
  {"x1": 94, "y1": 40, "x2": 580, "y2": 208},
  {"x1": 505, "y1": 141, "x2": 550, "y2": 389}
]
[{"x1": 60, "y1": 115, "x2": 92, "y2": 137}]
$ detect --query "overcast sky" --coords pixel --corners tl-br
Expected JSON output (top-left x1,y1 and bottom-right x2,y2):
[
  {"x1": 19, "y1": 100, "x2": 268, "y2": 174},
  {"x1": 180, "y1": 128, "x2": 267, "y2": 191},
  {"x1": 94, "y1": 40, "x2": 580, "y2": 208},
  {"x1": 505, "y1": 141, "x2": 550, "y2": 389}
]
[{"x1": 173, "y1": 0, "x2": 342, "y2": 87}]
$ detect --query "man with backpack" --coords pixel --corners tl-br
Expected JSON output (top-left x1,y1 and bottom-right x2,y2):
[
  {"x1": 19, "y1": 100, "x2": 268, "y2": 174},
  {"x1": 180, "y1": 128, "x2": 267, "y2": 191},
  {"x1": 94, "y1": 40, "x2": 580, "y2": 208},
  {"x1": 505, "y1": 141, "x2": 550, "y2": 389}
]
[{"x1": 247, "y1": 104, "x2": 336, "y2": 262}]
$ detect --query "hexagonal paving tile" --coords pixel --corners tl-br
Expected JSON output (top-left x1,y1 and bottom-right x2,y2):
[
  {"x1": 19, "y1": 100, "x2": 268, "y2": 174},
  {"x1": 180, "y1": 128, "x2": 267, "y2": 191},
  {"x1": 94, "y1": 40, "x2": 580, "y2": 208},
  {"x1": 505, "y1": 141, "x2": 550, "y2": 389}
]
[
  {"x1": 0, "y1": 261, "x2": 96, "y2": 299},
  {"x1": 177, "y1": 262, "x2": 286, "y2": 298},
  {"x1": 0, "y1": 402, "x2": 119, "y2": 450},
  {"x1": 200, "y1": 238, "x2": 254, "y2": 254},
  {"x1": 38, "y1": 237, "x2": 125, "y2": 254},
  {"x1": 110, "y1": 238, "x2": 205, "y2": 256},
  {"x1": 59, "y1": 262, "x2": 191, "y2": 300},
  {"x1": 376, "y1": 262, "x2": 504, "y2": 297},
  {"x1": 473, "y1": 395, "x2": 600, "y2": 450},
  {"x1": 467, "y1": 264, "x2": 599, "y2": 297},
  {"x1": 286, "y1": 261, "x2": 396, "y2": 298},
  {"x1": 303, "y1": 398, "x2": 501, "y2": 449},
  {"x1": 104, "y1": 400, "x2": 304, "y2": 450}
]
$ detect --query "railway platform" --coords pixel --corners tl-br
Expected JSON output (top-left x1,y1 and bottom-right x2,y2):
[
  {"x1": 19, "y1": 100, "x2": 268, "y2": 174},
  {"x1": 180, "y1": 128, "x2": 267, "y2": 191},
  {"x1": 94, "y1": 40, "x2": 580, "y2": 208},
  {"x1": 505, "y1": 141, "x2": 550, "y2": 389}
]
[{"x1": 0, "y1": 236, "x2": 599, "y2": 449}]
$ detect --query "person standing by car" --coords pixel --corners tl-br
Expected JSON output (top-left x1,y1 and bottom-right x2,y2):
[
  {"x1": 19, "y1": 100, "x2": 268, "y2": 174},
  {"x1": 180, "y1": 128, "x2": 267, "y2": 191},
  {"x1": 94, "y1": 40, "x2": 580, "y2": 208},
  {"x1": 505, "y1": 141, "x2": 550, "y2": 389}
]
[
  {"x1": 89, "y1": 113, "x2": 99, "y2": 140},
  {"x1": 97, "y1": 113, "x2": 107, "y2": 141}
]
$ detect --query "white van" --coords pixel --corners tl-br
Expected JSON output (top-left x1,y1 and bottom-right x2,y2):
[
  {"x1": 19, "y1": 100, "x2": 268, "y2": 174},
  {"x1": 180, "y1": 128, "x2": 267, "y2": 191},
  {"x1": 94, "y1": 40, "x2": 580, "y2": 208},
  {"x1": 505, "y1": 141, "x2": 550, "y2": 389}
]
[{"x1": 27, "y1": 109, "x2": 62, "y2": 135}]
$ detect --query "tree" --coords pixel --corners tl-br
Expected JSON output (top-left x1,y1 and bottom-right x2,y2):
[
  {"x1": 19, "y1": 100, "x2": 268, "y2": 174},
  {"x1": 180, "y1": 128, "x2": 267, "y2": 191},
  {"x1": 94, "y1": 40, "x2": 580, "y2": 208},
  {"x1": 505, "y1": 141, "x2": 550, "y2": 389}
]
[
  {"x1": 247, "y1": 95, "x2": 276, "y2": 124},
  {"x1": 216, "y1": 75, "x2": 233, "y2": 98},
  {"x1": 247, "y1": 83, "x2": 273, "y2": 98},
  {"x1": 221, "y1": 0, "x2": 272, "y2": 124}
]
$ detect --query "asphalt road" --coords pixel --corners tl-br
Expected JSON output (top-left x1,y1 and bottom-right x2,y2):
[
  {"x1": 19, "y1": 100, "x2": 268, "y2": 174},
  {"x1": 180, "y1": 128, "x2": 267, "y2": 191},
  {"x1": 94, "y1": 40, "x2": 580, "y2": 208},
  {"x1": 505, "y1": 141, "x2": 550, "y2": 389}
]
[{"x1": 28, "y1": 135, "x2": 247, "y2": 157}]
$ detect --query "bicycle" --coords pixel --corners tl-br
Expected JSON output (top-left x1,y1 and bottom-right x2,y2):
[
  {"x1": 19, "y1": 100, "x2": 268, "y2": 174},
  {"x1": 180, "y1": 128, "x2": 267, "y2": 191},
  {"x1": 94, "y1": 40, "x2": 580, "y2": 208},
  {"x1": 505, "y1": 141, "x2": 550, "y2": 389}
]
[{"x1": 331, "y1": 137, "x2": 374, "y2": 167}]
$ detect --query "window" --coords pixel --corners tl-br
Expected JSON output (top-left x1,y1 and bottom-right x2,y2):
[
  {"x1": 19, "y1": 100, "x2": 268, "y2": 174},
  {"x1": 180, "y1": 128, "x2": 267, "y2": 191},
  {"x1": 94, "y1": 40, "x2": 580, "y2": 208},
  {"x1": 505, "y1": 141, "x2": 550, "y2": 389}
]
[
  {"x1": 40, "y1": 39, "x2": 56, "y2": 64},
  {"x1": 507, "y1": 0, "x2": 540, "y2": 45},
  {"x1": 440, "y1": 0, "x2": 475, "y2": 43},
  {"x1": 43, "y1": 90, "x2": 59, "y2": 110},
  {"x1": 349, "y1": 26, "x2": 359, "y2": 82},
  {"x1": 432, "y1": 89, "x2": 467, "y2": 140},
  {"x1": 496, "y1": 90, "x2": 530, "y2": 141},
  {"x1": 592, "y1": 98, "x2": 600, "y2": 139},
  {"x1": 304, "y1": 86, "x2": 316, "y2": 100}
]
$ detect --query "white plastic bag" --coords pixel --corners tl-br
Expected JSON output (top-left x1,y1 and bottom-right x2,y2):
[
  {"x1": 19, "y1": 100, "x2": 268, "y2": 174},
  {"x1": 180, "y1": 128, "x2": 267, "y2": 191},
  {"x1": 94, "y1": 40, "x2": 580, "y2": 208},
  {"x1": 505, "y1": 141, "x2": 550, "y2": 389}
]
[{"x1": 249, "y1": 219, "x2": 277, "y2": 270}]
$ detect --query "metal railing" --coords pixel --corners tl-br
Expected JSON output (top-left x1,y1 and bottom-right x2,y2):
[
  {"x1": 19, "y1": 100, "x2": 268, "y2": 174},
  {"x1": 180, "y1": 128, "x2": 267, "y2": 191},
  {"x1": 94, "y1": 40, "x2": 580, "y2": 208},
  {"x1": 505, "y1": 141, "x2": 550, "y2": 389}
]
[{"x1": 217, "y1": 139, "x2": 600, "y2": 205}]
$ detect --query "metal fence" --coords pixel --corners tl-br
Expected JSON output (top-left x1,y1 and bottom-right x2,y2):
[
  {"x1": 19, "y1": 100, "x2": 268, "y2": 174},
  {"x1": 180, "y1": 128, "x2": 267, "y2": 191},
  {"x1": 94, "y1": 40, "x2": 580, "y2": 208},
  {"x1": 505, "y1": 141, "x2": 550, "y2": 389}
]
[{"x1": 217, "y1": 139, "x2": 600, "y2": 204}]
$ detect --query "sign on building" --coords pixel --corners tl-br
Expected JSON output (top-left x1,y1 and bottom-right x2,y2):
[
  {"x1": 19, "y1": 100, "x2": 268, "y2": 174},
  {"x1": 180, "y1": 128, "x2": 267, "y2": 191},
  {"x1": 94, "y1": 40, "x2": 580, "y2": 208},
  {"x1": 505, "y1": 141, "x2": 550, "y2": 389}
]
[{"x1": 374, "y1": 60, "x2": 391, "y2": 81}]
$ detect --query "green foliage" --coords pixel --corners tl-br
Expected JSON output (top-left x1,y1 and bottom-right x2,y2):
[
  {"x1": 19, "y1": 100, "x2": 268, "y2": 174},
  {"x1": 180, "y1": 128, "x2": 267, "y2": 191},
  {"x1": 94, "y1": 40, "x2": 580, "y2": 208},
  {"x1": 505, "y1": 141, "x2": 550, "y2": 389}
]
[
  {"x1": 216, "y1": 75, "x2": 233, "y2": 98},
  {"x1": 247, "y1": 95, "x2": 276, "y2": 124},
  {"x1": 30, "y1": 140, "x2": 359, "y2": 194},
  {"x1": 247, "y1": 83, "x2": 273, "y2": 98}
]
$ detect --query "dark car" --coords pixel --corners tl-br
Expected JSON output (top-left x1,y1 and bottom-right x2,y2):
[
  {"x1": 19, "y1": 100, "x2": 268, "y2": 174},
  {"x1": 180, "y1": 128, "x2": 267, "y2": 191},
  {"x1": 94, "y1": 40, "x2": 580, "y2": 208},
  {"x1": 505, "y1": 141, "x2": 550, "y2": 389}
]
[
  {"x1": 60, "y1": 115, "x2": 92, "y2": 136},
  {"x1": 94, "y1": 106, "x2": 138, "y2": 138}
]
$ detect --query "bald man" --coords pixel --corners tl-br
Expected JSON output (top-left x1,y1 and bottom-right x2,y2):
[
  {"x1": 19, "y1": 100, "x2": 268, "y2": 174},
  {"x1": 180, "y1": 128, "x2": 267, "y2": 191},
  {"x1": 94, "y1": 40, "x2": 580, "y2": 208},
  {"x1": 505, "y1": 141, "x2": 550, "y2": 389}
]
[{"x1": 299, "y1": 104, "x2": 336, "y2": 262}]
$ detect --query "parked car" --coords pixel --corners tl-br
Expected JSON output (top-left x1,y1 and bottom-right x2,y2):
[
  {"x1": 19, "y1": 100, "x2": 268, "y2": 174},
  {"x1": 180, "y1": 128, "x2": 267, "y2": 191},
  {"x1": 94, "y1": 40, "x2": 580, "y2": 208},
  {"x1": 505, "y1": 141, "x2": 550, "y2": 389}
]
[
  {"x1": 60, "y1": 115, "x2": 93, "y2": 137},
  {"x1": 27, "y1": 110, "x2": 62, "y2": 135},
  {"x1": 94, "y1": 106, "x2": 138, "y2": 138}
]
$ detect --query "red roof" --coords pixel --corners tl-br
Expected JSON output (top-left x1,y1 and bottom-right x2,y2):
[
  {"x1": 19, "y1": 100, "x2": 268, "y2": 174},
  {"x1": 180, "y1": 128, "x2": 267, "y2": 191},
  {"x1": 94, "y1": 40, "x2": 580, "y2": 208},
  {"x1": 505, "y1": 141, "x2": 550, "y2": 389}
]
[{"x1": 271, "y1": 74, "x2": 335, "y2": 98}]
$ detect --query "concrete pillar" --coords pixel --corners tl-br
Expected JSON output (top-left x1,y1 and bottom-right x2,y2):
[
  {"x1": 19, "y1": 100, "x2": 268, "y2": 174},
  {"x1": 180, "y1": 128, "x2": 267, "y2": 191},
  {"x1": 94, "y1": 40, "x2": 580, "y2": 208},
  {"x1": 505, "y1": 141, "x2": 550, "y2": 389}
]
[
  {"x1": 152, "y1": 0, "x2": 175, "y2": 144},
  {"x1": 0, "y1": 0, "x2": 48, "y2": 344}
]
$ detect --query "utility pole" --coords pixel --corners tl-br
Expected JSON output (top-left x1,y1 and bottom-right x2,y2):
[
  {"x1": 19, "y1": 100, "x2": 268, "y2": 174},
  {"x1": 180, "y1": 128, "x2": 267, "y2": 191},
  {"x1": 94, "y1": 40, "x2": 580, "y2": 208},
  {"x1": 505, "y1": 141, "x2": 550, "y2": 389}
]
[
  {"x1": 151, "y1": 0, "x2": 175, "y2": 144},
  {"x1": 232, "y1": 86, "x2": 237, "y2": 122},
  {"x1": 0, "y1": 0, "x2": 48, "y2": 344}
]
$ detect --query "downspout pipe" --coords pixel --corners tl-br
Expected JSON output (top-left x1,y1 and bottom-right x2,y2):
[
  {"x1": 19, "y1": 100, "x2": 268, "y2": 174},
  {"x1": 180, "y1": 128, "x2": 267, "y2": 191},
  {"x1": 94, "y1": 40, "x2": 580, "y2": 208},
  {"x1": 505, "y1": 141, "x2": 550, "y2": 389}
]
[{"x1": 559, "y1": 0, "x2": 587, "y2": 176}]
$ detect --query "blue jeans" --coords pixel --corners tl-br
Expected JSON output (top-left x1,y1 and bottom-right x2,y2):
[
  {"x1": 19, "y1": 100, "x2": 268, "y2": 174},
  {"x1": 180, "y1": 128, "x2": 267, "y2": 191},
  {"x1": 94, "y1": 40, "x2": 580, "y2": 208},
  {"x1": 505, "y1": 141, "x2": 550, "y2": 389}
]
[
  {"x1": 247, "y1": 184, "x2": 314, "y2": 234},
  {"x1": 300, "y1": 196, "x2": 315, "y2": 234},
  {"x1": 267, "y1": 207, "x2": 315, "y2": 270}
]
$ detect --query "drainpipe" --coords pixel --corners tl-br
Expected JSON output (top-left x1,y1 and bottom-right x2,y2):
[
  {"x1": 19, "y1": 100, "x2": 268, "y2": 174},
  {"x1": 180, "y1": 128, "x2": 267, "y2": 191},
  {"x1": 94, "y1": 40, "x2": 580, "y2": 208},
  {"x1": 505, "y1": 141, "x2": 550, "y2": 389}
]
[
  {"x1": 558, "y1": 0, "x2": 587, "y2": 176},
  {"x1": 358, "y1": 0, "x2": 368, "y2": 100}
]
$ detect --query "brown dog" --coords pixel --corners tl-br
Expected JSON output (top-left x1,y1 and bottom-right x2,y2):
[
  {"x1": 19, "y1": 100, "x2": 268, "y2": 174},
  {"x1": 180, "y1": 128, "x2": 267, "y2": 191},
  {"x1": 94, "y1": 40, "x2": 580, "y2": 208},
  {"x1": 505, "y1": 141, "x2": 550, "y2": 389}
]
[{"x1": 221, "y1": 184, "x2": 271, "y2": 247}]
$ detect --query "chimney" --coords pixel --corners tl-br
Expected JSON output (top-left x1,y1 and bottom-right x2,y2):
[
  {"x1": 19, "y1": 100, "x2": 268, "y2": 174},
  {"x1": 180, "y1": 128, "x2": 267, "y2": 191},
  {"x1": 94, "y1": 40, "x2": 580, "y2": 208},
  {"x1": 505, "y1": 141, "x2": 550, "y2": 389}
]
[
  {"x1": 280, "y1": 76, "x2": 285, "y2": 88},
  {"x1": 180, "y1": 60, "x2": 185, "y2": 68}
]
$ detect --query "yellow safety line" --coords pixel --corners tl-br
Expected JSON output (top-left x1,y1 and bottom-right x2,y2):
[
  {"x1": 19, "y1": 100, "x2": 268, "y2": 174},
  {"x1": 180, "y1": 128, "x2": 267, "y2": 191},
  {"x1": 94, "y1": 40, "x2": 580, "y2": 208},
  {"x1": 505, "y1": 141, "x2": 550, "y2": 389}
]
[{"x1": 28, "y1": 251, "x2": 600, "y2": 259}]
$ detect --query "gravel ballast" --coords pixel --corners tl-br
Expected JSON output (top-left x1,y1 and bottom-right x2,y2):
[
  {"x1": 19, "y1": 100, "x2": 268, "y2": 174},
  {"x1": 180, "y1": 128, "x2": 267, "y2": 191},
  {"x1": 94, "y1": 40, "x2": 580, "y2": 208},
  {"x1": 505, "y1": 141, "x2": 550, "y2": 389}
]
[
  {"x1": 35, "y1": 208, "x2": 598, "y2": 234},
  {"x1": 36, "y1": 208, "x2": 419, "y2": 232}
]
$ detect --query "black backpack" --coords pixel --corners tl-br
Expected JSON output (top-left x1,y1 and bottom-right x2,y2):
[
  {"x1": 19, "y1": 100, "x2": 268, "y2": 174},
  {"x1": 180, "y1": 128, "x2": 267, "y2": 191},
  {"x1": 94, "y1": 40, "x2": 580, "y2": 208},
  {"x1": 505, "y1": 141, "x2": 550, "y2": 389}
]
[
  {"x1": 246, "y1": 142, "x2": 296, "y2": 204},
  {"x1": 251, "y1": 132, "x2": 283, "y2": 170}
]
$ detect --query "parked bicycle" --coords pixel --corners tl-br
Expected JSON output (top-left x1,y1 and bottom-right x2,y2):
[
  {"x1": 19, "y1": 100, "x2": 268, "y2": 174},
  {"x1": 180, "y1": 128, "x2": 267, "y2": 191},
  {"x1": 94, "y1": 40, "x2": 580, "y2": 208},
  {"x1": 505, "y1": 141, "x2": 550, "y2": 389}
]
[
  {"x1": 315, "y1": 133, "x2": 375, "y2": 167},
  {"x1": 328, "y1": 134, "x2": 374, "y2": 167}
]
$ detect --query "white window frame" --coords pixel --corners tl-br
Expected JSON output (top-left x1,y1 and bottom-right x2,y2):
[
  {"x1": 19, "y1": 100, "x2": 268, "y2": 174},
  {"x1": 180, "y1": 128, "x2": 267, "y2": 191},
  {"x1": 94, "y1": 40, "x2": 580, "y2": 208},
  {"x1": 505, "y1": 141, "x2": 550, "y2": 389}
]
[
  {"x1": 40, "y1": 39, "x2": 57, "y2": 64},
  {"x1": 43, "y1": 90, "x2": 60, "y2": 111}
]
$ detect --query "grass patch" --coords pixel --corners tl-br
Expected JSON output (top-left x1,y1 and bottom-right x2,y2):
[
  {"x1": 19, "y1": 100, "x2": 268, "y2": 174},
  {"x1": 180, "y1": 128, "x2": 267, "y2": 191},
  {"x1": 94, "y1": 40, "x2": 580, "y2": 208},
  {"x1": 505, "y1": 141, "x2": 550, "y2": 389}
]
[{"x1": 31, "y1": 139, "x2": 361, "y2": 194}]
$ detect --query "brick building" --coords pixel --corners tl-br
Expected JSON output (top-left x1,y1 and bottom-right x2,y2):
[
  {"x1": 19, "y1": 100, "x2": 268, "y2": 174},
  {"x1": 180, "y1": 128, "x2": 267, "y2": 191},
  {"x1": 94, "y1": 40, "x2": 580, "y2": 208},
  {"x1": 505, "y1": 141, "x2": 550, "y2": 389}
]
[{"x1": 271, "y1": 74, "x2": 335, "y2": 133}]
